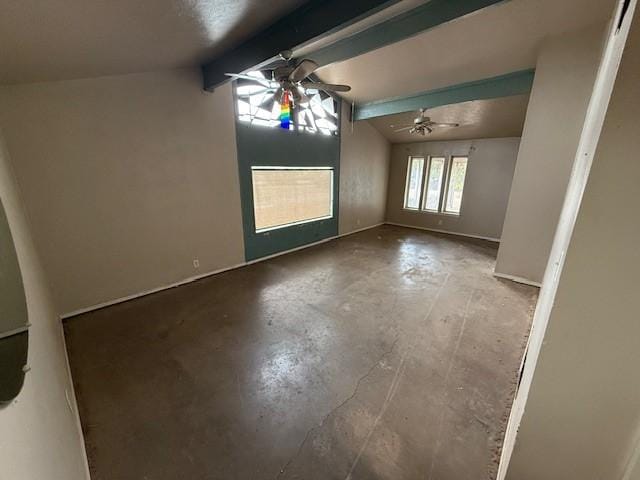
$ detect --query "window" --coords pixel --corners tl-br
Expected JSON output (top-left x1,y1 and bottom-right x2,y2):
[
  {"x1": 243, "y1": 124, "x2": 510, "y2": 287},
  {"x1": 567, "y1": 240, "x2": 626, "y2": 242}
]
[
  {"x1": 402, "y1": 155, "x2": 468, "y2": 215},
  {"x1": 251, "y1": 167, "x2": 334, "y2": 232},
  {"x1": 403, "y1": 157, "x2": 425, "y2": 209},
  {"x1": 235, "y1": 71, "x2": 339, "y2": 136},
  {"x1": 423, "y1": 157, "x2": 445, "y2": 211},
  {"x1": 444, "y1": 157, "x2": 468, "y2": 214}
]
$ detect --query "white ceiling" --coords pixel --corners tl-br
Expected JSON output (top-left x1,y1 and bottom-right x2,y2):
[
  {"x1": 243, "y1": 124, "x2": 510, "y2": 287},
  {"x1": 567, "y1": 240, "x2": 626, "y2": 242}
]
[
  {"x1": 368, "y1": 94, "x2": 530, "y2": 143},
  {"x1": 0, "y1": 0, "x2": 307, "y2": 84},
  {"x1": 318, "y1": 0, "x2": 616, "y2": 103}
]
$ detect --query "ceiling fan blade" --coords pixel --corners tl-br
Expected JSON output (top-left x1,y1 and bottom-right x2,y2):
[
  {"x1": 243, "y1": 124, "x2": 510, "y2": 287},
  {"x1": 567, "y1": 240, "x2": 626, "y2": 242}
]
[
  {"x1": 390, "y1": 123, "x2": 414, "y2": 128},
  {"x1": 430, "y1": 122, "x2": 460, "y2": 128},
  {"x1": 301, "y1": 81, "x2": 351, "y2": 92},
  {"x1": 394, "y1": 126, "x2": 414, "y2": 132},
  {"x1": 289, "y1": 59, "x2": 319, "y2": 82},
  {"x1": 225, "y1": 73, "x2": 272, "y2": 87}
]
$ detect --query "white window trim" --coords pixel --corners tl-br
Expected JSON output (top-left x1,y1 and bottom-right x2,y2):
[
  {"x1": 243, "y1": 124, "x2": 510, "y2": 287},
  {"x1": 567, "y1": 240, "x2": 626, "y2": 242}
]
[
  {"x1": 442, "y1": 156, "x2": 468, "y2": 215},
  {"x1": 402, "y1": 155, "x2": 469, "y2": 216},
  {"x1": 251, "y1": 166, "x2": 335, "y2": 233},
  {"x1": 403, "y1": 156, "x2": 425, "y2": 210},
  {"x1": 421, "y1": 156, "x2": 446, "y2": 213}
]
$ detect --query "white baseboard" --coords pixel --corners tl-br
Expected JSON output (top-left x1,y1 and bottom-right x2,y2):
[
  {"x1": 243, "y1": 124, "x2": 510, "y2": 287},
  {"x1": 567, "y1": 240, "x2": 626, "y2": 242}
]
[
  {"x1": 384, "y1": 222, "x2": 501, "y2": 243},
  {"x1": 338, "y1": 222, "x2": 385, "y2": 237},
  {"x1": 60, "y1": 261, "x2": 247, "y2": 319},
  {"x1": 493, "y1": 271, "x2": 542, "y2": 288},
  {"x1": 60, "y1": 223, "x2": 387, "y2": 319}
]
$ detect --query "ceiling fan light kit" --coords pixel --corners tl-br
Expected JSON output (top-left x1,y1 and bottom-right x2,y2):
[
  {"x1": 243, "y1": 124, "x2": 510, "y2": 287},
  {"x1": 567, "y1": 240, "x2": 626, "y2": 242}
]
[
  {"x1": 226, "y1": 52, "x2": 351, "y2": 130},
  {"x1": 391, "y1": 108, "x2": 460, "y2": 136}
]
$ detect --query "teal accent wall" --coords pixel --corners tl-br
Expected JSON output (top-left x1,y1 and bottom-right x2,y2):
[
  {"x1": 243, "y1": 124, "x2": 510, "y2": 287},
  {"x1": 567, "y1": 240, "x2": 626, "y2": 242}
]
[
  {"x1": 235, "y1": 119, "x2": 341, "y2": 261},
  {"x1": 355, "y1": 69, "x2": 536, "y2": 120}
]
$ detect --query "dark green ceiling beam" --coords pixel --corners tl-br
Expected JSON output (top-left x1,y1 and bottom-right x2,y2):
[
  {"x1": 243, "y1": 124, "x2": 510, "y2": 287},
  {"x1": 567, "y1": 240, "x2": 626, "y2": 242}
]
[
  {"x1": 310, "y1": 0, "x2": 509, "y2": 67},
  {"x1": 202, "y1": 0, "x2": 511, "y2": 92},
  {"x1": 354, "y1": 69, "x2": 536, "y2": 120},
  {"x1": 201, "y1": 0, "x2": 401, "y2": 91}
]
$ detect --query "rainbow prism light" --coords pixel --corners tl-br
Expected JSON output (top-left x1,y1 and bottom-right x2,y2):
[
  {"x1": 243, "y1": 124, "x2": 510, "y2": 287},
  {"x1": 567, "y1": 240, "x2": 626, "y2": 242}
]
[{"x1": 280, "y1": 90, "x2": 292, "y2": 129}]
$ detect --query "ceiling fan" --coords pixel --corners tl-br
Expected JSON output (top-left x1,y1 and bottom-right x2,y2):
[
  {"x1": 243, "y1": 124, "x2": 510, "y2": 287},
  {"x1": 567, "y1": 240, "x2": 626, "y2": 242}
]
[
  {"x1": 226, "y1": 50, "x2": 351, "y2": 129},
  {"x1": 391, "y1": 109, "x2": 460, "y2": 136}
]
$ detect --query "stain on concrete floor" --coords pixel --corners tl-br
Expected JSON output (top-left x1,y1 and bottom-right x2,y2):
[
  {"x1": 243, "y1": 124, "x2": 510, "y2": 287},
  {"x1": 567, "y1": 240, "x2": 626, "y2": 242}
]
[{"x1": 64, "y1": 225, "x2": 537, "y2": 480}]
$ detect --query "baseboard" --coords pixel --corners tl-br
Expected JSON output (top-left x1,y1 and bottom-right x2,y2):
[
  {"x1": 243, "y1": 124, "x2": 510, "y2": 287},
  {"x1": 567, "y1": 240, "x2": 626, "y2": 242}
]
[
  {"x1": 493, "y1": 271, "x2": 542, "y2": 288},
  {"x1": 60, "y1": 261, "x2": 248, "y2": 319},
  {"x1": 60, "y1": 224, "x2": 387, "y2": 320},
  {"x1": 337, "y1": 222, "x2": 385, "y2": 238},
  {"x1": 245, "y1": 235, "x2": 338, "y2": 265},
  {"x1": 384, "y1": 222, "x2": 501, "y2": 243}
]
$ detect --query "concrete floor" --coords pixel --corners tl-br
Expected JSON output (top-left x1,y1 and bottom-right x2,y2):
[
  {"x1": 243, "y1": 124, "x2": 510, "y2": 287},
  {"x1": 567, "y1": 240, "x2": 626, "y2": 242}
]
[{"x1": 65, "y1": 225, "x2": 537, "y2": 480}]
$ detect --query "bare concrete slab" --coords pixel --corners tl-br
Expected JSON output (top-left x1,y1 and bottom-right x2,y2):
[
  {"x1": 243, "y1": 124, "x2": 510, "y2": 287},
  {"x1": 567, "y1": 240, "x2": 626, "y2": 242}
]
[{"x1": 64, "y1": 225, "x2": 537, "y2": 480}]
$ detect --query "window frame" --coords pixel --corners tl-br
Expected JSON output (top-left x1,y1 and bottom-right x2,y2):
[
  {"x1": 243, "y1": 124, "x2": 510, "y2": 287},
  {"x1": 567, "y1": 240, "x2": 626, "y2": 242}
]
[
  {"x1": 402, "y1": 155, "x2": 469, "y2": 216},
  {"x1": 442, "y1": 156, "x2": 469, "y2": 215},
  {"x1": 421, "y1": 156, "x2": 447, "y2": 213},
  {"x1": 251, "y1": 166, "x2": 335, "y2": 233},
  {"x1": 403, "y1": 156, "x2": 426, "y2": 210}
]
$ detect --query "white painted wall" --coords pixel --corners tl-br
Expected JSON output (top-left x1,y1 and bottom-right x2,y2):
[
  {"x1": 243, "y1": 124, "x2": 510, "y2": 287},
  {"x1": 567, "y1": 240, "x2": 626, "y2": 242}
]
[
  {"x1": 339, "y1": 110, "x2": 390, "y2": 234},
  {"x1": 385, "y1": 137, "x2": 520, "y2": 241},
  {"x1": 0, "y1": 69, "x2": 391, "y2": 315},
  {"x1": 0, "y1": 69, "x2": 246, "y2": 315},
  {"x1": 495, "y1": 23, "x2": 606, "y2": 283},
  {"x1": 506, "y1": 8, "x2": 640, "y2": 478},
  {"x1": 0, "y1": 130, "x2": 89, "y2": 479}
]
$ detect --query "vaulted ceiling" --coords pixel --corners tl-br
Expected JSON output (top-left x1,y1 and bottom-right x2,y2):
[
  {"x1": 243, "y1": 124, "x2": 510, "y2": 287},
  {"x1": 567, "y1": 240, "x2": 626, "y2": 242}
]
[
  {"x1": 1, "y1": 0, "x2": 615, "y2": 89},
  {"x1": 0, "y1": 0, "x2": 617, "y2": 144},
  {"x1": 369, "y1": 94, "x2": 530, "y2": 143},
  {"x1": 0, "y1": 0, "x2": 307, "y2": 84},
  {"x1": 316, "y1": 0, "x2": 615, "y2": 103}
]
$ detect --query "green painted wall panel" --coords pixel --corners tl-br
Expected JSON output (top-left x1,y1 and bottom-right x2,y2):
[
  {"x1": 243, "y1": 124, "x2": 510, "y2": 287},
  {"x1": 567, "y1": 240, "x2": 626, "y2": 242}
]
[{"x1": 235, "y1": 121, "x2": 341, "y2": 261}]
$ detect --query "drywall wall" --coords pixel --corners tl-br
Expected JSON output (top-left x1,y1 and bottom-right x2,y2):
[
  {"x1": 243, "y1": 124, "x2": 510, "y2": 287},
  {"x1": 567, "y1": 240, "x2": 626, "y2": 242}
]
[
  {"x1": 506, "y1": 11, "x2": 640, "y2": 479},
  {"x1": 495, "y1": 24, "x2": 605, "y2": 283},
  {"x1": 385, "y1": 137, "x2": 520, "y2": 240},
  {"x1": 0, "y1": 130, "x2": 89, "y2": 479},
  {"x1": 339, "y1": 109, "x2": 390, "y2": 235},
  {"x1": 0, "y1": 69, "x2": 245, "y2": 314},
  {"x1": 0, "y1": 69, "x2": 392, "y2": 314}
]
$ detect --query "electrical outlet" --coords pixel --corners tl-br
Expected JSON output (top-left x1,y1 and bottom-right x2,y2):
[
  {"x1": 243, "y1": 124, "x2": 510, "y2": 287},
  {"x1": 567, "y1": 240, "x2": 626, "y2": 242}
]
[
  {"x1": 193, "y1": 259, "x2": 200, "y2": 268},
  {"x1": 357, "y1": 219, "x2": 361, "y2": 226},
  {"x1": 438, "y1": 219, "x2": 443, "y2": 226}
]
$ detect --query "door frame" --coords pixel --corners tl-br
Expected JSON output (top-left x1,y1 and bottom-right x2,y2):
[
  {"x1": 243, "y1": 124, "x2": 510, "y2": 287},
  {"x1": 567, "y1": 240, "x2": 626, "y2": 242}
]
[{"x1": 496, "y1": 1, "x2": 637, "y2": 478}]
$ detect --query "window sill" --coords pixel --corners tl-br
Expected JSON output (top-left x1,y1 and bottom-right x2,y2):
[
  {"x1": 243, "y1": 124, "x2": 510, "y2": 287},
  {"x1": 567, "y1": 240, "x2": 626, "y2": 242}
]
[{"x1": 402, "y1": 208, "x2": 461, "y2": 217}]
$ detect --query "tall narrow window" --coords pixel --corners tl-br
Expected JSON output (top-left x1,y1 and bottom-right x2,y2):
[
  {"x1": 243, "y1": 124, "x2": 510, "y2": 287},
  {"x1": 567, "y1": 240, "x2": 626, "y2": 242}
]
[
  {"x1": 404, "y1": 157, "x2": 425, "y2": 209},
  {"x1": 423, "y1": 157, "x2": 445, "y2": 211},
  {"x1": 251, "y1": 167, "x2": 334, "y2": 232},
  {"x1": 444, "y1": 156, "x2": 468, "y2": 214}
]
